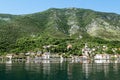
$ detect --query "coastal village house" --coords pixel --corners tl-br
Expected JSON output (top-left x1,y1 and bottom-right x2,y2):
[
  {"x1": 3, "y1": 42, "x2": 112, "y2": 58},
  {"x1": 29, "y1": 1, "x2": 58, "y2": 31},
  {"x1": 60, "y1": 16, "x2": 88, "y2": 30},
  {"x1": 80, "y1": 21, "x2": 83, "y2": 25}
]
[
  {"x1": 42, "y1": 52, "x2": 50, "y2": 60},
  {"x1": 6, "y1": 54, "x2": 13, "y2": 60},
  {"x1": 82, "y1": 43, "x2": 91, "y2": 58},
  {"x1": 94, "y1": 54, "x2": 110, "y2": 60},
  {"x1": 67, "y1": 44, "x2": 72, "y2": 50},
  {"x1": 81, "y1": 43, "x2": 113, "y2": 60},
  {"x1": 25, "y1": 51, "x2": 50, "y2": 60}
]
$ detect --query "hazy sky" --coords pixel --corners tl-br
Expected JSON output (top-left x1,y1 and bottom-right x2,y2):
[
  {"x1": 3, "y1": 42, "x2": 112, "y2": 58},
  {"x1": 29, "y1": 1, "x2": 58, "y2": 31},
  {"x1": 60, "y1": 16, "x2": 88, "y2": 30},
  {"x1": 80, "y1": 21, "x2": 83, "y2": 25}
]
[{"x1": 0, "y1": 0, "x2": 120, "y2": 14}]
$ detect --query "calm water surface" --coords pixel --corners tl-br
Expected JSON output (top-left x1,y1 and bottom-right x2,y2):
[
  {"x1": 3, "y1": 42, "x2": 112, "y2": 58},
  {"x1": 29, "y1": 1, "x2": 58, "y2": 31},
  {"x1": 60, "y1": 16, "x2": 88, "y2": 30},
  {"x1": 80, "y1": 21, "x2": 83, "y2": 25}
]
[{"x1": 0, "y1": 60, "x2": 120, "y2": 80}]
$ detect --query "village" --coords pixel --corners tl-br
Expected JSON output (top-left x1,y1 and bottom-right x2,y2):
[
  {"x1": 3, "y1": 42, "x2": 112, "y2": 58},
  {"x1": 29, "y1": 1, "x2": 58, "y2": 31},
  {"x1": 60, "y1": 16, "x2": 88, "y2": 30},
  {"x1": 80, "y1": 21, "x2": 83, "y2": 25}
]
[{"x1": 0, "y1": 43, "x2": 120, "y2": 63}]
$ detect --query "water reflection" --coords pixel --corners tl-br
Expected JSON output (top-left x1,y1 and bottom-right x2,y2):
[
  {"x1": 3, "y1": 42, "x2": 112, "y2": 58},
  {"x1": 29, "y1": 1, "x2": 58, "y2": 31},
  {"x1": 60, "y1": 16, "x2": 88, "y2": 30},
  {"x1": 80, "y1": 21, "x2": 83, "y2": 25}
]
[
  {"x1": 5, "y1": 60, "x2": 12, "y2": 72},
  {"x1": 1, "y1": 59, "x2": 120, "y2": 80}
]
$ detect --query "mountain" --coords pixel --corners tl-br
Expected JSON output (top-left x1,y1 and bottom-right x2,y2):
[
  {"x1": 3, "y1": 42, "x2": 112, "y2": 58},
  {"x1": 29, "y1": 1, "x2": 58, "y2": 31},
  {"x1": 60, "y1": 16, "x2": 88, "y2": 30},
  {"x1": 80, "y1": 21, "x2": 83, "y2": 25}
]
[{"x1": 0, "y1": 8, "x2": 120, "y2": 53}]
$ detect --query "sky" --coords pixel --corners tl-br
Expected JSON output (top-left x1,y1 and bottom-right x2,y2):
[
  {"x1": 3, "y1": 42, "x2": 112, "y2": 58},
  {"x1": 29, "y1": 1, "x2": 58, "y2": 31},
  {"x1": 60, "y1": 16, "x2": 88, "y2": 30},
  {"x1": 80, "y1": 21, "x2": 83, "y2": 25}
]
[{"x1": 0, "y1": 0, "x2": 120, "y2": 14}]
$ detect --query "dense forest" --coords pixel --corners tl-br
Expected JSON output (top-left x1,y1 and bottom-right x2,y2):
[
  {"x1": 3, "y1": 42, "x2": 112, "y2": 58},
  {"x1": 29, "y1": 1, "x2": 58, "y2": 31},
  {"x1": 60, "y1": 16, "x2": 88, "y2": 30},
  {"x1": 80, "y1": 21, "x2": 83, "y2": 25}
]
[{"x1": 0, "y1": 35, "x2": 120, "y2": 56}]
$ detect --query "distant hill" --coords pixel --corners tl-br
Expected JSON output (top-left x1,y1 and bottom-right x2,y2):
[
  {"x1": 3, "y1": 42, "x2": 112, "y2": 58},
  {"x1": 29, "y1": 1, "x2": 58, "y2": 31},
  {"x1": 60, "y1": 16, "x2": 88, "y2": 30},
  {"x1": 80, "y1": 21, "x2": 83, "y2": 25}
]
[{"x1": 0, "y1": 8, "x2": 120, "y2": 53}]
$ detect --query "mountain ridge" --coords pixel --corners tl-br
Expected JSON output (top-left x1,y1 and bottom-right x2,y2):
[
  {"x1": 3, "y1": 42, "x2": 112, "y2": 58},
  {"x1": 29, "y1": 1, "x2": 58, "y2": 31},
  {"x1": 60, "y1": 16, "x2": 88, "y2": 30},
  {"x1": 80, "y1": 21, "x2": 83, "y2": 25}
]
[
  {"x1": 0, "y1": 8, "x2": 120, "y2": 53},
  {"x1": 0, "y1": 8, "x2": 120, "y2": 40}
]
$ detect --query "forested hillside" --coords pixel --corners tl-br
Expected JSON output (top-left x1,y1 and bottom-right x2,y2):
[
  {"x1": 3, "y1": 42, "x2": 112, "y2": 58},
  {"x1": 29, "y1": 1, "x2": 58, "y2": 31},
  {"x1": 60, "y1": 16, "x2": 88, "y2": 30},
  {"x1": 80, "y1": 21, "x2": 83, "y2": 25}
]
[{"x1": 0, "y1": 8, "x2": 120, "y2": 54}]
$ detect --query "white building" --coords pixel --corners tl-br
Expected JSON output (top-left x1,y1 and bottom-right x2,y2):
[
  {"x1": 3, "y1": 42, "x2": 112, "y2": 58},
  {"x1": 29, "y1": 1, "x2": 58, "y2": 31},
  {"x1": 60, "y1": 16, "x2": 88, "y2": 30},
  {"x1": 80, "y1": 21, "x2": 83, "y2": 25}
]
[
  {"x1": 42, "y1": 52, "x2": 50, "y2": 60},
  {"x1": 94, "y1": 54, "x2": 110, "y2": 60},
  {"x1": 6, "y1": 54, "x2": 13, "y2": 60},
  {"x1": 82, "y1": 43, "x2": 91, "y2": 57}
]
